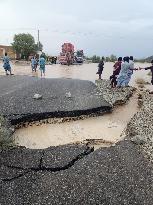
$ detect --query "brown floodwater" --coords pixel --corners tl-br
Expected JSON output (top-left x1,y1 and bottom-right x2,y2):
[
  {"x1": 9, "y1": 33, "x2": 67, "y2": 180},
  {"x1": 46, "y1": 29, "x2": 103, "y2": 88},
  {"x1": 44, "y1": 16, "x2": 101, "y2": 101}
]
[
  {"x1": 0, "y1": 61, "x2": 151, "y2": 149},
  {"x1": 13, "y1": 94, "x2": 138, "y2": 149},
  {"x1": 0, "y1": 61, "x2": 152, "y2": 89}
]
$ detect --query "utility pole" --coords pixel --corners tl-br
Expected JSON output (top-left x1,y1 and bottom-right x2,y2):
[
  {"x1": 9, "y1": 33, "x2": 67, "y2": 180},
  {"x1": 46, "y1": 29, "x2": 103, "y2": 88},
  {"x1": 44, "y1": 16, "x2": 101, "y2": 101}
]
[
  {"x1": 38, "y1": 29, "x2": 40, "y2": 50},
  {"x1": 37, "y1": 29, "x2": 42, "y2": 58}
]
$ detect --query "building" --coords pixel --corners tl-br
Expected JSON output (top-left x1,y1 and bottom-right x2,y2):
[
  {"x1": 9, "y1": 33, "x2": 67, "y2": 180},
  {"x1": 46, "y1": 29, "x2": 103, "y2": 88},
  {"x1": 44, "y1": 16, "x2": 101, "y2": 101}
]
[{"x1": 0, "y1": 45, "x2": 16, "y2": 59}]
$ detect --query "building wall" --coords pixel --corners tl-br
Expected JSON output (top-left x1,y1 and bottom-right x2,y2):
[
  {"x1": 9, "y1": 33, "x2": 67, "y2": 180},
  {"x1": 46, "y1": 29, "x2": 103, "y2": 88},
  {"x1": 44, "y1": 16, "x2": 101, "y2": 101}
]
[{"x1": 0, "y1": 45, "x2": 16, "y2": 59}]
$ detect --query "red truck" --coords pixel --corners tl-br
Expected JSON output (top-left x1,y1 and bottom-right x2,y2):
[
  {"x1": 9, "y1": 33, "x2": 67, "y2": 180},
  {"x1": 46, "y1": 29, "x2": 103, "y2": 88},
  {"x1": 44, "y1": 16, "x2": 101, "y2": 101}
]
[
  {"x1": 59, "y1": 43, "x2": 84, "y2": 65},
  {"x1": 59, "y1": 43, "x2": 74, "y2": 65}
]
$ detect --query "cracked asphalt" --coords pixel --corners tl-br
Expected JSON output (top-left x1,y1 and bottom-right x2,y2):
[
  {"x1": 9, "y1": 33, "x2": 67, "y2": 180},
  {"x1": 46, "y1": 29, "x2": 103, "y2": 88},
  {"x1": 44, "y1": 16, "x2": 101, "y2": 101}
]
[
  {"x1": 1, "y1": 141, "x2": 153, "y2": 205},
  {"x1": 0, "y1": 76, "x2": 153, "y2": 204}
]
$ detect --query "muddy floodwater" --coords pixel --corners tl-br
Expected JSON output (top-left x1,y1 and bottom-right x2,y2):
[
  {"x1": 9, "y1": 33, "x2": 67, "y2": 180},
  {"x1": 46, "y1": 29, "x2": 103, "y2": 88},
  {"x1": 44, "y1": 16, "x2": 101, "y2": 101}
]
[
  {"x1": 13, "y1": 94, "x2": 138, "y2": 149},
  {"x1": 1, "y1": 62, "x2": 151, "y2": 148},
  {"x1": 0, "y1": 61, "x2": 152, "y2": 89}
]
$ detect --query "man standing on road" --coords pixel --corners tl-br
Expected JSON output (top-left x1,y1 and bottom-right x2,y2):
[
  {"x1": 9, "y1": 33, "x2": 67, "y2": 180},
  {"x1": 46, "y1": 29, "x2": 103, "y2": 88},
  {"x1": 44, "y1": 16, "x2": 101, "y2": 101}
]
[
  {"x1": 39, "y1": 55, "x2": 46, "y2": 77},
  {"x1": 125, "y1": 56, "x2": 135, "y2": 86},
  {"x1": 3, "y1": 53, "x2": 13, "y2": 75},
  {"x1": 96, "y1": 57, "x2": 104, "y2": 80}
]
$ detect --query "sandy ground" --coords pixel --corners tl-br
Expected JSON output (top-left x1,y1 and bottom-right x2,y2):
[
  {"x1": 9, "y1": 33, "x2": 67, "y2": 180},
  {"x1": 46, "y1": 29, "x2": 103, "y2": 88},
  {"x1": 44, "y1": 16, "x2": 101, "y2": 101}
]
[{"x1": 1, "y1": 61, "x2": 151, "y2": 148}]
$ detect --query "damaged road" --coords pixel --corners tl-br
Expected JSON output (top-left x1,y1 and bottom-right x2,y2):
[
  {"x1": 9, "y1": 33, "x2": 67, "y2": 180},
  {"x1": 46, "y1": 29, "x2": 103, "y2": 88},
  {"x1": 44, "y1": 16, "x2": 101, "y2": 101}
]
[
  {"x1": 1, "y1": 141, "x2": 153, "y2": 205},
  {"x1": 0, "y1": 76, "x2": 112, "y2": 125},
  {"x1": 0, "y1": 144, "x2": 93, "y2": 182},
  {"x1": 0, "y1": 76, "x2": 153, "y2": 204}
]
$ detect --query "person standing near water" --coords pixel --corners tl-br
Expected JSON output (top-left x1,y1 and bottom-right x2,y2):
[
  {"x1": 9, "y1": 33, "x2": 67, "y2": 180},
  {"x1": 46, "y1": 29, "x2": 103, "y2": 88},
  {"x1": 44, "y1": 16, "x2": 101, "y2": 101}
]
[
  {"x1": 96, "y1": 57, "x2": 104, "y2": 80},
  {"x1": 117, "y1": 56, "x2": 130, "y2": 87},
  {"x1": 125, "y1": 56, "x2": 136, "y2": 86},
  {"x1": 39, "y1": 55, "x2": 46, "y2": 77},
  {"x1": 110, "y1": 57, "x2": 122, "y2": 88},
  {"x1": 139, "y1": 60, "x2": 153, "y2": 85},
  {"x1": 3, "y1": 53, "x2": 13, "y2": 75}
]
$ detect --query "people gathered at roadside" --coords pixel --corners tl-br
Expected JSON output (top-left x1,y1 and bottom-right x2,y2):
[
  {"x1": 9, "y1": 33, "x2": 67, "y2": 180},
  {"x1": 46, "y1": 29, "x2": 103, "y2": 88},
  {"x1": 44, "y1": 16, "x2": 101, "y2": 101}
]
[
  {"x1": 1, "y1": 52, "x2": 153, "y2": 90},
  {"x1": 109, "y1": 56, "x2": 137, "y2": 88}
]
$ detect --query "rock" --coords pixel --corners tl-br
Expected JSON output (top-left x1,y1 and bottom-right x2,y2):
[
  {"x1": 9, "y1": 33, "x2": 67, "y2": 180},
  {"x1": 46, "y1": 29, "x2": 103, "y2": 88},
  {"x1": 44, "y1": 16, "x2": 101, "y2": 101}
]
[
  {"x1": 33, "y1": 94, "x2": 42, "y2": 100},
  {"x1": 138, "y1": 99, "x2": 143, "y2": 107},
  {"x1": 138, "y1": 93, "x2": 143, "y2": 99},
  {"x1": 95, "y1": 80, "x2": 135, "y2": 106},
  {"x1": 131, "y1": 135, "x2": 147, "y2": 145},
  {"x1": 0, "y1": 115, "x2": 14, "y2": 144},
  {"x1": 65, "y1": 92, "x2": 72, "y2": 98}
]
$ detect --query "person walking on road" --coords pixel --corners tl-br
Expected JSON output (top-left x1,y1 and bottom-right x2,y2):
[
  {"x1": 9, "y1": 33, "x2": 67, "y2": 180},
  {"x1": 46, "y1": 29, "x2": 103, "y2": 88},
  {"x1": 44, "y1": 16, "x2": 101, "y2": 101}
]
[
  {"x1": 31, "y1": 56, "x2": 37, "y2": 72},
  {"x1": 3, "y1": 53, "x2": 13, "y2": 75},
  {"x1": 39, "y1": 55, "x2": 46, "y2": 77}
]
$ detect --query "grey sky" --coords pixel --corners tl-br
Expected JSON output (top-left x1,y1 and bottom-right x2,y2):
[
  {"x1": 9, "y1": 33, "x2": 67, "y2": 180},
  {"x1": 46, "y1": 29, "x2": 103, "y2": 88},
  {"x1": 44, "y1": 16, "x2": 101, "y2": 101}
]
[{"x1": 0, "y1": 0, "x2": 153, "y2": 57}]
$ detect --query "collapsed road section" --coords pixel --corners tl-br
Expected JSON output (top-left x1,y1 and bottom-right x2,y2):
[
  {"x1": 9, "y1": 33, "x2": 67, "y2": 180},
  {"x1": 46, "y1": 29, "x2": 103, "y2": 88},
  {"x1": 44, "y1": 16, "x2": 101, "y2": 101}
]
[{"x1": 0, "y1": 76, "x2": 112, "y2": 125}]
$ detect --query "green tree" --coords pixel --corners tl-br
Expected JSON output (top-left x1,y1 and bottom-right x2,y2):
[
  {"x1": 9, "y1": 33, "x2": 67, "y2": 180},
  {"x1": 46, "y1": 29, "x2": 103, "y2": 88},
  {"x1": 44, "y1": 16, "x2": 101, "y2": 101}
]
[
  {"x1": 110, "y1": 54, "x2": 117, "y2": 62},
  {"x1": 92, "y1": 55, "x2": 101, "y2": 63},
  {"x1": 12, "y1": 33, "x2": 41, "y2": 60},
  {"x1": 105, "y1": 56, "x2": 110, "y2": 62}
]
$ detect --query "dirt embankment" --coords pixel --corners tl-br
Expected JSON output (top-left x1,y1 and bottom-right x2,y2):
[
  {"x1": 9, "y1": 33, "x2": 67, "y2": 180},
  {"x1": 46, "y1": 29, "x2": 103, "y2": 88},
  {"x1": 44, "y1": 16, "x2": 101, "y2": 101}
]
[
  {"x1": 0, "y1": 116, "x2": 14, "y2": 150},
  {"x1": 126, "y1": 91, "x2": 153, "y2": 160}
]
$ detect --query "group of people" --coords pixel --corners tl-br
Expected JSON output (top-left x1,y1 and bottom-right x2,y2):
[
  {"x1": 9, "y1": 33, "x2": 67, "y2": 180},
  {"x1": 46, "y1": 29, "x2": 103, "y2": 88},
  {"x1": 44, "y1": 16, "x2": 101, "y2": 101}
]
[
  {"x1": 31, "y1": 55, "x2": 46, "y2": 77},
  {"x1": 1, "y1": 53, "x2": 46, "y2": 78},
  {"x1": 111, "y1": 56, "x2": 136, "y2": 88},
  {"x1": 97, "y1": 56, "x2": 153, "y2": 88}
]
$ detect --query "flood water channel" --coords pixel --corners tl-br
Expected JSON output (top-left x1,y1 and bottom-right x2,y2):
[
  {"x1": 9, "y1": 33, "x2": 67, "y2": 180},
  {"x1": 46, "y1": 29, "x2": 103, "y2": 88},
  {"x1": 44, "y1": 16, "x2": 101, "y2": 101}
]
[
  {"x1": 0, "y1": 62, "x2": 151, "y2": 149},
  {"x1": 13, "y1": 94, "x2": 138, "y2": 149}
]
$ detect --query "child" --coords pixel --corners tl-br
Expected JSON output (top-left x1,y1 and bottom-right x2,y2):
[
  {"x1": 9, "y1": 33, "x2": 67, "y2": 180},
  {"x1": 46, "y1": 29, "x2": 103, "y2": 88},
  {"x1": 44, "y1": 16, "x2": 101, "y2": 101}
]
[{"x1": 31, "y1": 56, "x2": 37, "y2": 72}]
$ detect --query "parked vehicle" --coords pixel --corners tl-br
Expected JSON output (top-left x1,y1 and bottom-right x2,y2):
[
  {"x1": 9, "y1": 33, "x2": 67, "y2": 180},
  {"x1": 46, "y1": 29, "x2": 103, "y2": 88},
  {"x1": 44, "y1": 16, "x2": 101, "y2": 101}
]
[
  {"x1": 75, "y1": 50, "x2": 84, "y2": 64},
  {"x1": 59, "y1": 43, "x2": 84, "y2": 65},
  {"x1": 59, "y1": 43, "x2": 74, "y2": 65}
]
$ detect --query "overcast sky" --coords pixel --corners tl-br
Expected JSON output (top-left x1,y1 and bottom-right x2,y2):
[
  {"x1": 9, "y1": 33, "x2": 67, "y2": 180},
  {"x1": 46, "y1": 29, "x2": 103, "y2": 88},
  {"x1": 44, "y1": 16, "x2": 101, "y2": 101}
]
[{"x1": 0, "y1": 0, "x2": 153, "y2": 57}]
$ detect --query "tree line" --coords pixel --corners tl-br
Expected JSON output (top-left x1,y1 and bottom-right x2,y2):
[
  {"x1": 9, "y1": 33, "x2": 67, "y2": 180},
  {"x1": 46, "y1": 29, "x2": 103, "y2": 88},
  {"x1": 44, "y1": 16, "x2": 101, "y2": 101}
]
[
  {"x1": 11, "y1": 33, "x2": 153, "y2": 63},
  {"x1": 87, "y1": 55, "x2": 153, "y2": 63},
  {"x1": 86, "y1": 55, "x2": 117, "y2": 63}
]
